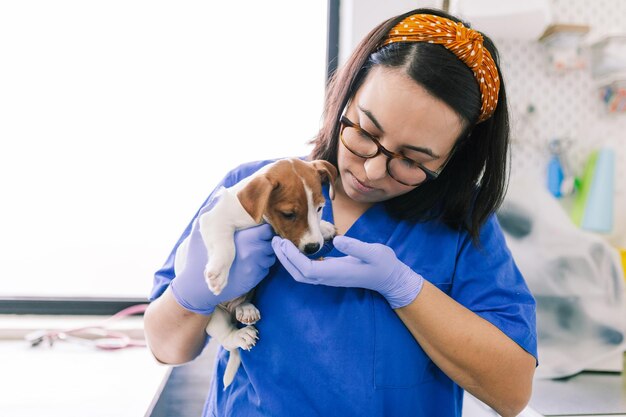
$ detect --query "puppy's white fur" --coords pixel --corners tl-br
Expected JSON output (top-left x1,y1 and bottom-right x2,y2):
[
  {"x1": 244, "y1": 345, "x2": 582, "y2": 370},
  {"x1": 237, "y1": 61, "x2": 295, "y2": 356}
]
[{"x1": 174, "y1": 158, "x2": 336, "y2": 388}]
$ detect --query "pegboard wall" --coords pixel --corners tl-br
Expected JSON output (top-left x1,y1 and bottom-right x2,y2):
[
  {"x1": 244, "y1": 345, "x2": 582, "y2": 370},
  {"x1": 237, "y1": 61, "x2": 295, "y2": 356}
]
[{"x1": 494, "y1": 0, "x2": 626, "y2": 245}]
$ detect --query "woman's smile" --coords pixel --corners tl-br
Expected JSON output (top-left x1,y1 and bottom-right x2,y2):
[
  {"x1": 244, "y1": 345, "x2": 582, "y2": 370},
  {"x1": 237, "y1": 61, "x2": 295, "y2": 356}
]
[{"x1": 350, "y1": 171, "x2": 378, "y2": 194}]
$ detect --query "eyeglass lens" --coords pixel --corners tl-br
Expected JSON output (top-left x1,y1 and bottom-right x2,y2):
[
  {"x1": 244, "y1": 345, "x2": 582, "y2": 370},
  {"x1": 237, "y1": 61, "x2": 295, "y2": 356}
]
[{"x1": 341, "y1": 124, "x2": 428, "y2": 185}]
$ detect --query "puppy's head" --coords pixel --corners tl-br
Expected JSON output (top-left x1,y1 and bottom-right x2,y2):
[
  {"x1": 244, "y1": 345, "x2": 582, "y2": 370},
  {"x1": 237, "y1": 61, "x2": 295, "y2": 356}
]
[{"x1": 237, "y1": 158, "x2": 338, "y2": 255}]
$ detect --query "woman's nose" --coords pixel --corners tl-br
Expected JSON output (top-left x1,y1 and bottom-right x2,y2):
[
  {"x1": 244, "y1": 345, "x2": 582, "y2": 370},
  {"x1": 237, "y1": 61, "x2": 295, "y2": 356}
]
[{"x1": 363, "y1": 154, "x2": 388, "y2": 181}]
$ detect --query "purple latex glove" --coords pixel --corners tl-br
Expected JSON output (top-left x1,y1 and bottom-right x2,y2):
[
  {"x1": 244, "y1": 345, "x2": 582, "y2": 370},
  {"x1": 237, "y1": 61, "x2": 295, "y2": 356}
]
[
  {"x1": 272, "y1": 235, "x2": 424, "y2": 309},
  {"x1": 170, "y1": 220, "x2": 276, "y2": 315}
]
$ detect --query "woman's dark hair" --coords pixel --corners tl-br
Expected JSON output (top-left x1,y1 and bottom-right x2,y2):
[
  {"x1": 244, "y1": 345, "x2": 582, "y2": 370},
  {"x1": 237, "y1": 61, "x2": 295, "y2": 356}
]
[{"x1": 309, "y1": 7, "x2": 510, "y2": 244}]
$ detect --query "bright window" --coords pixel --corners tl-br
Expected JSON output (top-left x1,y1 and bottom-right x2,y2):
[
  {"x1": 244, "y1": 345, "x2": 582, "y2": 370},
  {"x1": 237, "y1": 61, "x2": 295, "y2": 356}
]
[{"x1": 0, "y1": 1, "x2": 328, "y2": 298}]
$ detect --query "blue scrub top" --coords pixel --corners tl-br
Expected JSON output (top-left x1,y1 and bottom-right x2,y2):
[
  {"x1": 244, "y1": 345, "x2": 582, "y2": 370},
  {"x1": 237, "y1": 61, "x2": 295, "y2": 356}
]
[{"x1": 150, "y1": 158, "x2": 537, "y2": 417}]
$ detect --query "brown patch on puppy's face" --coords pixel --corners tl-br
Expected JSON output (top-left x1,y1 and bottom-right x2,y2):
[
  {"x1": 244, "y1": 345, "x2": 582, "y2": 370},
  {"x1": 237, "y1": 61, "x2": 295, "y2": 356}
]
[
  {"x1": 238, "y1": 158, "x2": 337, "y2": 252},
  {"x1": 265, "y1": 159, "x2": 323, "y2": 249},
  {"x1": 237, "y1": 158, "x2": 337, "y2": 250}
]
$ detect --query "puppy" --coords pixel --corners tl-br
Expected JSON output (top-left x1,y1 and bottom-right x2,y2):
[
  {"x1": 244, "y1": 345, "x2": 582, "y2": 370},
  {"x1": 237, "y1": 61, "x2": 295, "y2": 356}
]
[{"x1": 175, "y1": 158, "x2": 337, "y2": 387}]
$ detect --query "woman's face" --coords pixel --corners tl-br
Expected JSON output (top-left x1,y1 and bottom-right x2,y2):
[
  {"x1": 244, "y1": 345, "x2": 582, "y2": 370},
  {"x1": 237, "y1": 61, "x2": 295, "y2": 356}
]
[{"x1": 337, "y1": 66, "x2": 464, "y2": 205}]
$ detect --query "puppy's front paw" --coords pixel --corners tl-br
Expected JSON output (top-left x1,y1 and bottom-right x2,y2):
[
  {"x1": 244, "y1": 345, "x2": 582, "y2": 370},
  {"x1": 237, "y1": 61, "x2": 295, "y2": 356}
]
[
  {"x1": 204, "y1": 261, "x2": 230, "y2": 296},
  {"x1": 320, "y1": 220, "x2": 337, "y2": 241},
  {"x1": 236, "y1": 303, "x2": 261, "y2": 325},
  {"x1": 223, "y1": 326, "x2": 259, "y2": 351}
]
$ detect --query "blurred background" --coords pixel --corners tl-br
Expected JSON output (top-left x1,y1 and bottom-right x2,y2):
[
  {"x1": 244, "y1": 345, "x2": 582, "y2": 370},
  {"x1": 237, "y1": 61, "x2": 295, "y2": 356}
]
[{"x1": 0, "y1": 1, "x2": 328, "y2": 299}]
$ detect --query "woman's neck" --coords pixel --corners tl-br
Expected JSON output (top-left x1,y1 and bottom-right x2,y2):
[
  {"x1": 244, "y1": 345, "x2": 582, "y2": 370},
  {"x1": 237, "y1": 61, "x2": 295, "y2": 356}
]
[{"x1": 331, "y1": 180, "x2": 373, "y2": 235}]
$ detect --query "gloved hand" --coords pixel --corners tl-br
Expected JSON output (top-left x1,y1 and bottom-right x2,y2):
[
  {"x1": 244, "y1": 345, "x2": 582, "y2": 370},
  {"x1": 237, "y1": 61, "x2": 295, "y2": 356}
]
[
  {"x1": 170, "y1": 220, "x2": 276, "y2": 315},
  {"x1": 272, "y1": 235, "x2": 424, "y2": 309}
]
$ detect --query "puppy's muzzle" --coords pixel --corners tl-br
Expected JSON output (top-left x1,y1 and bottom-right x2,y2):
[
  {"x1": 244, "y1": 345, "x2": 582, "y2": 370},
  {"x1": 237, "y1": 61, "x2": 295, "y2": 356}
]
[{"x1": 303, "y1": 242, "x2": 321, "y2": 255}]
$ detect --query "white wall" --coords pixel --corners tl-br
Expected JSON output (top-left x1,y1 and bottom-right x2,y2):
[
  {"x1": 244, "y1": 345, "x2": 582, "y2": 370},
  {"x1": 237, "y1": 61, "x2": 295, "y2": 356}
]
[
  {"x1": 338, "y1": 0, "x2": 444, "y2": 66},
  {"x1": 0, "y1": 1, "x2": 328, "y2": 298}
]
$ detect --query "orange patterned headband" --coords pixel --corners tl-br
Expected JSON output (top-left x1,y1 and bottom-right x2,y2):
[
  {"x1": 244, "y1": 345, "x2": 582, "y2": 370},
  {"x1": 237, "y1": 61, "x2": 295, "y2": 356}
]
[{"x1": 381, "y1": 14, "x2": 500, "y2": 123}]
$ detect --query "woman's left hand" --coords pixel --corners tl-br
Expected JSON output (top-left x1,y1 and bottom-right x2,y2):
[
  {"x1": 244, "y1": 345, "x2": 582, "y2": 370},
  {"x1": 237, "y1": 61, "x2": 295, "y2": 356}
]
[{"x1": 271, "y1": 235, "x2": 424, "y2": 309}]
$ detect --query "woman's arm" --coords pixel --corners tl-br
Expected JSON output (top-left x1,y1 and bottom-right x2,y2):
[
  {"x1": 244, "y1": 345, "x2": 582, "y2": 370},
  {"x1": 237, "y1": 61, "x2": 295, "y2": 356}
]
[
  {"x1": 143, "y1": 286, "x2": 211, "y2": 365},
  {"x1": 146, "y1": 224, "x2": 277, "y2": 364},
  {"x1": 396, "y1": 281, "x2": 536, "y2": 417}
]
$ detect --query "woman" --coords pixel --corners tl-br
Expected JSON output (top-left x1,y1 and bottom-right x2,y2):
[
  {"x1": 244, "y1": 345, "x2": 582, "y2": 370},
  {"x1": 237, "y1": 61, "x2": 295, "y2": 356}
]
[{"x1": 144, "y1": 8, "x2": 537, "y2": 417}]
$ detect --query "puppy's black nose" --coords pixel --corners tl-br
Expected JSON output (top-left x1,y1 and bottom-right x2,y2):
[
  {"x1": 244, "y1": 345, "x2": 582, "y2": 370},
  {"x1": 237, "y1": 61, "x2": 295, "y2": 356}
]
[{"x1": 303, "y1": 243, "x2": 321, "y2": 255}]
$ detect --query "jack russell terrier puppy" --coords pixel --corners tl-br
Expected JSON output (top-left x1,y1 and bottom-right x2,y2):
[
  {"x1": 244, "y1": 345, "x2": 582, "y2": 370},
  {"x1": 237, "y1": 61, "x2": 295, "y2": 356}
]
[{"x1": 175, "y1": 158, "x2": 337, "y2": 387}]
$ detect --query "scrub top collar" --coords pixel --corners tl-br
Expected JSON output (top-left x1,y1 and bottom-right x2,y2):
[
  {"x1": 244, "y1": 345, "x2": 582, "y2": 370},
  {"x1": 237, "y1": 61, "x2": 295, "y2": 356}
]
[{"x1": 321, "y1": 183, "x2": 401, "y2": 250}]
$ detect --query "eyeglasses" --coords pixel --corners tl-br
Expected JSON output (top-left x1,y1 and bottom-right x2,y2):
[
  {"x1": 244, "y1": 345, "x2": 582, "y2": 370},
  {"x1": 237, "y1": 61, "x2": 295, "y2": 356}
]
[{"x1": 339, "y1": 115, "x2": 448, "y2": 186}]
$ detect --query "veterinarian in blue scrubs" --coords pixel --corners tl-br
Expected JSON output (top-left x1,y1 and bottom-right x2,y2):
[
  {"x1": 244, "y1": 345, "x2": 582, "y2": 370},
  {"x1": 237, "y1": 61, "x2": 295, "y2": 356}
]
[{"x1": 145, "y1": 8, "x2": 537, "y2": 417}]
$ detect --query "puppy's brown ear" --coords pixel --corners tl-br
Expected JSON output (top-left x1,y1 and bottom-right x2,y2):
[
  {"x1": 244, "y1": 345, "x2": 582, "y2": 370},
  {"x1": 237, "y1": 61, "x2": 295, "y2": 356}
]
[
  {"x1": 237, "y1": 175, "x2": 275, "y2": 223},
  {"x1": 311, "y1": 160, "x2": 338, "y2": 200}
]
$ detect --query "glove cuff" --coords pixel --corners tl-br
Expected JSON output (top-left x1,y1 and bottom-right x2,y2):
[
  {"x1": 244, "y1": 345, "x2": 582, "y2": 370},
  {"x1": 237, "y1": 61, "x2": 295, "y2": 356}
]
[
  {"x1": 170, "y1": 280, "x2": 216, "y2": 316},
  {"x1": 385, "y1": 264, "x2": 424, "y2": 309}
]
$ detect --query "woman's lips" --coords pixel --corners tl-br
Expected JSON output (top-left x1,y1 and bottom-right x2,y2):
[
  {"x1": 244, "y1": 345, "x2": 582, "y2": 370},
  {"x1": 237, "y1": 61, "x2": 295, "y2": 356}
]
[{"x1": 350, "y1": 172, "x2": 376, "y2": 193}]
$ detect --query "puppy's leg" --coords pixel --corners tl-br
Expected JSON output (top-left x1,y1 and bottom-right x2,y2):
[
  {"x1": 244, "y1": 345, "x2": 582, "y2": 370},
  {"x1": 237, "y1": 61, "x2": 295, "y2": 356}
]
[
  {"x1": 235, "y1": 303, "x2": 261, "y2": 325},
  {"x1": 199, "y1": 211, "x2": 236, "y2": 295},
  {"x1": 207, "y1": 307, "x2": 258, "y2": 389},
  {"x1": 174, "y1": 231, "x2": 233, "y2": 296},
  {"x1": 198, "y1": 188, "x2": 259, "y2": 296},
  {"x1": 203, "y1": 239, "x2": 235, "y2": 296},
  {"x1": 223, "y1": 291, "x2": 260, "y2": 325},
  {"x1": 320, "y1": 220, "x2": 337, "y2": 240},
  {"x1": 206, "y1": 307, "x2": 259, "y2": 352}
]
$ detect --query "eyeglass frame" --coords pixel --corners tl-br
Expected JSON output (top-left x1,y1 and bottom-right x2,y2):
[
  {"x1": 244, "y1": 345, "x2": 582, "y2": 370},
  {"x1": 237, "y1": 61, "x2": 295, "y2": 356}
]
[{"x1": 338, "y1": 113, "x2": 453, "y2": 186}]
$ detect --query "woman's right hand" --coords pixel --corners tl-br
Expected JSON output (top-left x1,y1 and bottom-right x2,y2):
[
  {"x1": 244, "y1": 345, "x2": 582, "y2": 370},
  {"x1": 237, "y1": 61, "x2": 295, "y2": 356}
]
[{"x1": 170, "y1": 220, "x2": 276, "y2": 315}]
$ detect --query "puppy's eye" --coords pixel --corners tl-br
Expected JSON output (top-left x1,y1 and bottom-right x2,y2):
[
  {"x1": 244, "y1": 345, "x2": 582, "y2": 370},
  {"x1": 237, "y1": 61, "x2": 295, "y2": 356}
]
[
  {"x1": 281, "y1": 212, "x2": 296, "y2": 220},
  {"x1": 317, "y1": 206, "x2": 323, "y2": 213}
]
